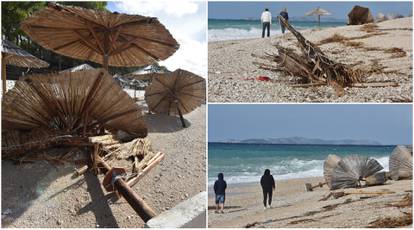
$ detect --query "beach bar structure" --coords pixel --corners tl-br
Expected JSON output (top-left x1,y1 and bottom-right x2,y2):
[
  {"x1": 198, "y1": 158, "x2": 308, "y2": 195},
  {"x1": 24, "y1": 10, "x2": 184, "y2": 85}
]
[
  {"x1": 21, "y1": 3, "x2": 179, "y2": 70},
  {"x1": 1, "y1": 39, "x2": 49, "y2": 96}
]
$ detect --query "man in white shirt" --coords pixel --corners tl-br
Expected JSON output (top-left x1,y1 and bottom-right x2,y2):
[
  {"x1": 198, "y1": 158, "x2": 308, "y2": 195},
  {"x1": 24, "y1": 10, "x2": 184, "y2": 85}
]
[{"x1": 261, "y1": 8, "x2": 272, "y2": 38}]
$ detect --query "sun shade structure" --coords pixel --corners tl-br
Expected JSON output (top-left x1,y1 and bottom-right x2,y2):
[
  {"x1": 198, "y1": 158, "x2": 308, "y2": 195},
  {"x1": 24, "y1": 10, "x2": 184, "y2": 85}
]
[
  {"x1": 323, "y1": 154, "x2": 341, "y2": 189},
  {"x1": 20, "y1": 3, "x2": 179, "y2": 70},
  {"x1": 328, "y1": 155, "x2": 383, "y2": 190},
  {"x1": 347, "y1": 5, "x2": 374, "y2": 25},
  {"x1": 2, "y1": 68, "x2": 147, "y2": 137},
  {"x1": 144, "y1": 69, "x2": 206, "y2": 127},
  {"x1": 1, "y1": 39, "x2": 49, "y2": 96},
  {"x1": 389, "y1": 145, "x2": 413, "y2": 180},
  {"x1": 305, "y1": 7, "x2": 331, "y2": 28},
  {"x1": 60, "y1": 63, "x2": 94, "y2": 73}
]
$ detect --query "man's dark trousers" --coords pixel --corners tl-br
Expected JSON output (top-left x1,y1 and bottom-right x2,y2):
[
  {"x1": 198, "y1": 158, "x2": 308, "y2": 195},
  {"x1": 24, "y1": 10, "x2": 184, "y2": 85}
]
[{"x1": 262, "y1": 22, "x2": 270, "y2": 38}]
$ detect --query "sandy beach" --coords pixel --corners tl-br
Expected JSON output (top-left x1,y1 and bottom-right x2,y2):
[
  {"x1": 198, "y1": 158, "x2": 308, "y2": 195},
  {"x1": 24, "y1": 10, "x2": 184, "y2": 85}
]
[
  {"x1": 208, "y1": 17, "x2": 413, "y2": 102},
  {"x1": 208, "y1": 176, "x2": 412, "y2": 228},
  {"x1": 1, "y1": 105, "x2": 206, "y2": 228}
]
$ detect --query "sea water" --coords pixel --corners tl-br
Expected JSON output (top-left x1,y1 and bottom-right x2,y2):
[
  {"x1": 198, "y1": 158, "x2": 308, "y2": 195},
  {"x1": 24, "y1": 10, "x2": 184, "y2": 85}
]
[
  {"x1": 208, "y1": 19, "x2": 346, "y2": 41},
  {"x1": 208, "y1": 142, "x2": 394, "y2": 185}
]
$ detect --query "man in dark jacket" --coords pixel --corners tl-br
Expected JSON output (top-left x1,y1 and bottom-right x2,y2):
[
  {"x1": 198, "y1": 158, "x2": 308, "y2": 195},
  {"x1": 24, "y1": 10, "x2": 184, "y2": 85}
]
[
  {"x1": 260, "y1": 169, "x2": 275, "y2": 209},
  {"x1": 279, "y1": 8, "x2": 289, "y2": 34},
  {"x1": 214, "y1": 173, "x2": 227, "y2": 213}
]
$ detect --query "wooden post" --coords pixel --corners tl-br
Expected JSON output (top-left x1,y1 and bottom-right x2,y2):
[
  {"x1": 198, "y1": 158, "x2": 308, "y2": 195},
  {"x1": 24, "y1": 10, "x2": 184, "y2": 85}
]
[
  {"x1": 176, "y1": 106, "x2": 186, "y2": 128},
  {"x1": 103, "y1": 31, "x2": 109, "y2": 71},
  {"x1": 95, "y1": 155, "x2": 157, "y2": 222},
  {"x1": 2, "y1": 59, "x2": 7, "y2": 97},
  {"x1": 318, "y1": 15, "x2": 321, "y2": 28}
]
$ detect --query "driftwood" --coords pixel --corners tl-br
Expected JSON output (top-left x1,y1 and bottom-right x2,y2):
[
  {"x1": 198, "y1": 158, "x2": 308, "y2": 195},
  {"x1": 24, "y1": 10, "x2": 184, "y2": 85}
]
[
  {"x1": 320, "y1": 190, "x2": 395, "y2": 201},
  {"x1": 305, "y1": 182, "x2": 326, "y2": 192}
]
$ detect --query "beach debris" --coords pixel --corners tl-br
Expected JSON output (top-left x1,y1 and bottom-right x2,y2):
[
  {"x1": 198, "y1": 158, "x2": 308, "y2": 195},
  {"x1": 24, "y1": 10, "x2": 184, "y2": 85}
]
[
  {"x1": 20, "y1": 3, "x2": 179, "y2": 70},
  {"x1": 329, "y1": 155, "x2": 383, "y2": 190},
  {"x1": 145, "y1": 69, "x2": 206, "y2": 128},
  {"x1": 347, "y1": 5, "x2": 374, "y2": 25},
  {"x1": 323, "y1": 154, "x2": 342, "y2": 189},
  {"x1": 368, "y1": 211, "x2": 412, "y2": 228},
  {"x1": 254, "y1": 16, "x2": 364, "y2": 96},
  {"x1": 320, "y1": 190, "x2": 395, "y2": 201},
  {"x1": 305, "y1": 182, "x2": 326, "y2": 192},
  {"x1": 1, "y1": 39, "x2": 49, "y2": 96},
  {"x1": 389, "y1": 145, "x2": 413, "y2": 180},
  {"x1": 256, "y1": 76, "x2": 271, "y2": 81},
  {"x1": 2, "y1": 68, "x2": 147, "y2": 138},
  {"x1": 365, "y1": 171, "x2": 387, "y2": 186}
]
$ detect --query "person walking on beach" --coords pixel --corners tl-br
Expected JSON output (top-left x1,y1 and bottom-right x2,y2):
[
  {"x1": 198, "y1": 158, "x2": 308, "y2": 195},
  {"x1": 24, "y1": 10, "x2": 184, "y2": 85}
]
[
  {"x1": 214, "y1": 173, "x2": 227, "y2": 214},
  {"x1": 260, "y1": 169, "x2": 275, "y2": 209},
  {"x1": 261, "y1": 8, "x2": 272, "y2": 38},
  {"x1": 279, "y1": 8, "x2": 289, "y2": 34}
]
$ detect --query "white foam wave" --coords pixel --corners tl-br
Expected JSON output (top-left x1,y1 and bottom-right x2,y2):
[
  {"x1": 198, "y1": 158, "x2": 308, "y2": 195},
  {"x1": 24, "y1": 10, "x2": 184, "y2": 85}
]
[{"x1": 208, "y1": 27, "x2": 282, "y2": 41}]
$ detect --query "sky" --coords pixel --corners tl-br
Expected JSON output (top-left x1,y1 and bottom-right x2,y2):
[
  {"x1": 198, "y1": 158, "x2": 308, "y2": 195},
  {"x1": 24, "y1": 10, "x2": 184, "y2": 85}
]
[
  {"x1": 208, "y1": 104, "x2": 413, "y2": 145},
  {"x1": 107, "y1": 0, "x2": 207, "y2": 77},
  {"x1": 208, "y1": 1, "x2": 413, "y2": 20}
]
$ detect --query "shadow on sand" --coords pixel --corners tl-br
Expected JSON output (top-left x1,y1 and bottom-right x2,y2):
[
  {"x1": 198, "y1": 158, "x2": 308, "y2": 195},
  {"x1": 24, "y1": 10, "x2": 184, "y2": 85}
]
[{"x1": 145, "y1": 113, "x2": 191, "y2": 133}]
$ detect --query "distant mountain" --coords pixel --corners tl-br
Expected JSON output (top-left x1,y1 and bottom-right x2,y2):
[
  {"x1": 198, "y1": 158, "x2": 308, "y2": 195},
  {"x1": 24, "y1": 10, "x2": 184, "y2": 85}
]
[{"x1": 221, "y1": 137, "x2": 382, "y2": 145}]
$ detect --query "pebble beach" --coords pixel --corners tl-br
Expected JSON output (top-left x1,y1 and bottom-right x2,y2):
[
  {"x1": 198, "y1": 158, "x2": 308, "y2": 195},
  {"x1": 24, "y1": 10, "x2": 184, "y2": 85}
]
[{"x1": 208, "y1": 17, "x2": 413, "y2": 102}]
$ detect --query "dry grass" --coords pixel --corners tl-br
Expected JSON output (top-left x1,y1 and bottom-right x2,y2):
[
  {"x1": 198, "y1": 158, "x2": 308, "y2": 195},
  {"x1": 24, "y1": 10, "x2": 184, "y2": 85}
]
[
  {"x1": 344, "y1": 41, "x2": 364, "y2": 48},
  {"x1": 384, "y1": 47, "x2": 407, "y2": 58},
  {"x1": 318, "y1": 33, "x2": 348, "y2": 45},
  {"x1": 368, "y1": 212, "x2": 412, "y2": 228}
]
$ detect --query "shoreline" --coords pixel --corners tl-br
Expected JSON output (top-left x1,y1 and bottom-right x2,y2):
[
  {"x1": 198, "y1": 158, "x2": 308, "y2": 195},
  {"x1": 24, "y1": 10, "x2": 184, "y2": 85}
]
[{"x1": 208, "y1": 176, "x2": 412, "y2": 227}]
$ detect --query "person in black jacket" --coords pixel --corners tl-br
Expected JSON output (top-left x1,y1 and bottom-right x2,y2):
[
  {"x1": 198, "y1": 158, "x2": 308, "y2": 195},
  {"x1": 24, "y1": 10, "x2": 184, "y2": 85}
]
[
  {"x1": 260, "y1": 169, "x2": 275, "y2": 209},
  {"x1": 214, "y1": 173, "x2": 227, "y2": 213},
  {"x1": 279, "y1": 8, "x2": 289, "y2": 34}
]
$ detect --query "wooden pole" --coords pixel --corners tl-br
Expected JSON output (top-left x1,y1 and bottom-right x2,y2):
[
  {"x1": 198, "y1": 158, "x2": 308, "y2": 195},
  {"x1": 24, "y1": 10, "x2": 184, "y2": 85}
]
[
  {"x1": 95, "y1": 155, "x2": 157, "y2": 222},
  {"x1": 103, "y1": 31, "x2": 109, "y2": 71},
  {"x1": 176, "y1": 105, "x2": 186, "y2": 128},
  {"x1": 318, "y1": 15, "x2": 321, "y2": 28},
  {"x1": 2, "y1": 59, "x2": 7, "y2": 97}
]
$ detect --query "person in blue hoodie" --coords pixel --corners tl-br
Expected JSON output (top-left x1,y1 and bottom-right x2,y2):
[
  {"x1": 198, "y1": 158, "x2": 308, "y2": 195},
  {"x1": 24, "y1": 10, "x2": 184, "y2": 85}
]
[
  {"x1": 279, "y1": 8, "x2": 289, "y2": 34},
  {"x1": 260, "y1": 169, "x2": 275, "y2": 209},
  {"x1": 214, "y1": 173, "x2": 227, "y2": 213}
]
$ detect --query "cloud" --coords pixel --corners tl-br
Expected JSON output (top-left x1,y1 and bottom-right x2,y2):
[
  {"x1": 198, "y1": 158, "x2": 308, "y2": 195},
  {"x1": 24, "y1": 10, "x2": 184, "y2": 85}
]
[{"x1": 109, "y1": 0, "x2": 207, "y2": 77}]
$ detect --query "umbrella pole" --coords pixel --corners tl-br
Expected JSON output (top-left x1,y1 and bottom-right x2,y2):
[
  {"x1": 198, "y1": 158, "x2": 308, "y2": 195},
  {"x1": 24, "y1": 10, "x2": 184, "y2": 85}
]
[
  {"x1": 103, "y1": 55, "x2": 109, "y2": 70},
  {"x1": 318, "y1": 15, "x2": 321, "y2": 28},
  {"x1": 176, "y1": 106, "x2": 186, "y2": 128},
  {"x1": 2, "y1": 61, "x2": 6, "y2": 97}
]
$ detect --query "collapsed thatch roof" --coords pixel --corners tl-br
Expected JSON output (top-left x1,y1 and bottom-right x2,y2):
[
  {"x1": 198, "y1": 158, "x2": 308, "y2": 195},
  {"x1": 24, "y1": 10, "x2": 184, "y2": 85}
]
[
  {"x1": 329, "y1": 155, "x2": 383, "y2": 190},
  {"x1": 144, "y1": 69, "x2": 205, "y2": 116},
  {"x1": 347, "y1": 5, "x2": 374, "y2": 25},
  {"x1": 389, "y1": 145, "x2": 413, "y2": 180},
  {"x1": 2, "y1": 39, "x2": 49, "y2": 68},
  {"x1": 323, "y1": 154, "x2": 341, "y2": 189},
  {"x1": 2, "y1": 68, "x2": 147, "y2": 137},
  {"x1": 20, "y1": 3, "x2": 179, "y2": 68}
]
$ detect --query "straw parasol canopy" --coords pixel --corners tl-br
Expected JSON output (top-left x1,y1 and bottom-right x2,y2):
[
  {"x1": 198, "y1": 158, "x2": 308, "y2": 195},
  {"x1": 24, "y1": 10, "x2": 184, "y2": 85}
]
[
  {"x1": 20, "y1": 3, "x2": 179, "y2": 70},
  {"x1": 2, "y1": 68, "x2": 147, "y2": 137},
  {"x1": 144, "y1": 69, "x2": 205, "y2": 127},
  {"x1": 323, "y1": 154, "x2": 341, "y2": 189},
  {"x1": 1, "y1": 39, "x2": 49, "y2": 96},
  {"x1": 389, "y1": 145, "x2": 413, "y2": 180},
  {"x1": 305, "y1": 7, "x2": 331, "y2": 28},
  {"x1": 329, "y1": 155, "x2": 383, "y2": 190},
  {"x1": 60, "y1": 63, "x2": 94, "y2": 73}
]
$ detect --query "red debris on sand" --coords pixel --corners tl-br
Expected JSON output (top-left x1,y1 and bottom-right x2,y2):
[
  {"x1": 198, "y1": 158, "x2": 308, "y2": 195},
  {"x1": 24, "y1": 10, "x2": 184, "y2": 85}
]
[{"x1": 256, "y1": 76, "x2": 271, "y2": 81}]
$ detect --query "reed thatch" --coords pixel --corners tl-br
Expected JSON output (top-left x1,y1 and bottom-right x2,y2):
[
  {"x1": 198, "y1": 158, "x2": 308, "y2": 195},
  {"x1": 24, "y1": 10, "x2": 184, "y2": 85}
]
[
  {"x1": 323, "y1": 154, "x2": 341, "y2": 189},
  {"x1": 254, "y1": 17, "x2": 362, "y2": 96},
  {"x1": 2, "y1": 68, "x2": 147, "y2": 137},
  {"x1": 347, "y1": 5, "x2": 374, "y2": 25},
  {"x1": 20, "y1": 3, "x2": 179, "y2": 69},
  {"x1": 389, "y1": 145, "x2": 413, "y2": 180},
  {"x1": 330, "y1": 155, "x2": 383, "y2": 190},
  {"x1": 60, "y1": 63, "x2": 94, "y2": 73},
  {"x1": 145, "y1": 69, "x2": 205, "y2": 116},
  {"x1": 2, "y1": 39, "x2": 49, "y2": 68}
]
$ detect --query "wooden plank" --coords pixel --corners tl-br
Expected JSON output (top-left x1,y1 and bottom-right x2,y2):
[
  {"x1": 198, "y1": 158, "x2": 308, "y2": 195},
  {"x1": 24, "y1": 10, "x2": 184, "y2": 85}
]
[
  {"x1": 127, "y1": 152, "x2": 165, "y2": 187},
  {"x1": 352, "y1": 82, "x2": 399, "y2": 88}
]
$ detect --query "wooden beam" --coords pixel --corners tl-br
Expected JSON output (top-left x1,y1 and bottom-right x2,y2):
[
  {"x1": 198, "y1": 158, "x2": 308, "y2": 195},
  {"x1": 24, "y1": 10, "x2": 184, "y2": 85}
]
[
  {"x1": 53, "y1": 39, "x2": 79, "y2": 51},
  {"x1": 73, "y1": 29, "x2": 103, "y2": 55},
  {"x1": 126, "y1": 152, "x2": 165, "y2": 187},
  {"x1": 108, "y1": 36, "x2": 141, "y2": 56},
  {"x1": 86, "y1": 22, "x2": 104, "y2": 54},
  {"x1": 132, "y1": 35, "x2": 179, "y2": 48},
  {"x1": 2, "y1": 58, "x2": 7, "y2": 97}
]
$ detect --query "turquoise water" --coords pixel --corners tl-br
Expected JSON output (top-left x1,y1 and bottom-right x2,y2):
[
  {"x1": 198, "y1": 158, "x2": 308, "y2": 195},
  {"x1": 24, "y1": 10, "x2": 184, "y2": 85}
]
[
  {"x1": 208, "y1": 19, "x2": 346, "y2": 41},
  {"x1": 208, "y1": 142, "x2": 394, "y2": 185}
]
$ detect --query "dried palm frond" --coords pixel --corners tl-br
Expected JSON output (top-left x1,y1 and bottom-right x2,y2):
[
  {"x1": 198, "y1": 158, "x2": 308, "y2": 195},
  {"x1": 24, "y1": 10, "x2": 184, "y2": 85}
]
[
  {"x1": 330, "y1": 155, "x2": 383, "y2": 190},
  {"x1": 323, "y1": 154, "x2": 341, "y2": 189},
  {"x1": 389, "y1": 145, "x2": 413, "y2": 180},
  {"x1": 2, "y1": 69, "x2": 147, "y2": 137}
]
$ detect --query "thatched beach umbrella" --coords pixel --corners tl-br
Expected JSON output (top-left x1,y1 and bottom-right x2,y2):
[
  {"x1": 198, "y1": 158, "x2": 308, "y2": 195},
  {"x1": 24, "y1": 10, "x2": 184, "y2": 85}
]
[
  {"x1": 347, "y1": 5, "x2": 374, "y2": 25},
  {"x1": 2, "y1": 68, "x2": 147, "y2": 137},
  {"x1": 60, "y1": 63, "x2": 94, "y2": 73},
  {"x1": 323, "y1": 154, "x2": 341, "y2": 189},
  {"x1": 144, "y1": 69, "x2": 205, "y2": 127},
  {"x1": 20, "y1": 3, "x2": 179, "y2": 70},
  {"x1": 329, "y1": 155, "x2": 383, "y2": 190},
  {"x1": 389, "y1": 145, "x2": 413, "y2": 180},
  {"x1": 305, "y1": 7, "x2": 331, "y2": 28},
  {"x1": 1, "y1": 39, "x2": 49, "y2": 96}
]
